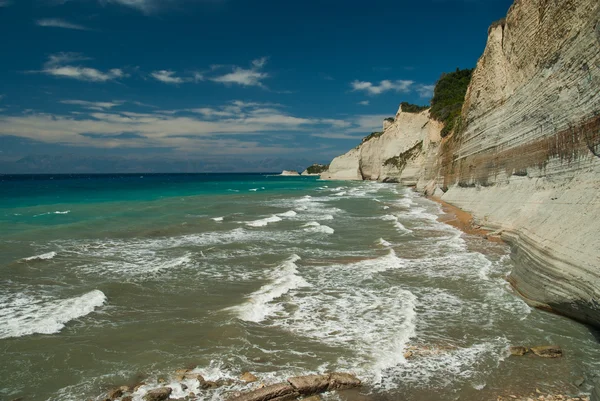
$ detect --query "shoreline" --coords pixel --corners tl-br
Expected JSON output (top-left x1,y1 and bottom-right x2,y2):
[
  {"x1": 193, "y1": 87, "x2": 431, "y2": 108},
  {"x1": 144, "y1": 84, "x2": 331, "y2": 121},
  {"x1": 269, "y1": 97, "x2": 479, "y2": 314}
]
[{"x1": 427, "y1": 195, "x2": 503, "y2": 242}]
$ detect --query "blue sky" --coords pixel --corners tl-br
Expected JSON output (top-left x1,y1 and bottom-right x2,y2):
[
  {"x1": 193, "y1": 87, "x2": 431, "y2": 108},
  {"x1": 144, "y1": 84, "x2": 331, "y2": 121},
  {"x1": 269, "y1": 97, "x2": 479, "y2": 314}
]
[{"x1": 0, "y1": 0, "x2": 512, "y2": 170}]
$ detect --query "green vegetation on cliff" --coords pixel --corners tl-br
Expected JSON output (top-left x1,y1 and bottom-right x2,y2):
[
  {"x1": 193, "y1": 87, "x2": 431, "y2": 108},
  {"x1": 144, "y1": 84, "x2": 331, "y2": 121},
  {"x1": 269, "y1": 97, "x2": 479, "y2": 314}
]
[
  {"x1": 305, "y1": 163, "x2": 329, "y2": 174},
  {"x1": 383, "y1": 141, "x2": 423, "y2": 171},
  {"x1": 400, "y1": 102, "x2": 429, "y2": 114},
  {"x1": 430, "y1": 68, "x2": 474, "y2": 137},
  {"x1": 362, "y1": 131, "x2": 384, "y2": 143}
]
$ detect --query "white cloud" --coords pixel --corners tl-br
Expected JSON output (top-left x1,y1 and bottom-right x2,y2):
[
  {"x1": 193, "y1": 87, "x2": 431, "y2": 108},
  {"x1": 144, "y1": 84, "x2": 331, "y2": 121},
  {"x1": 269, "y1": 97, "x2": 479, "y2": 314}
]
[
  {"x1": 211, "y1": 57, "x2": 269, "y2": 88},
  {"x1": 46, "y1": 52, "x2": 90, "y2": 66},
  {"x1": 151, "y1": 70, "x2": 184, "y2": 84},
  {"x1": 61, "y1": 100, "x2": 124, "y2": 110},
  {"x1": 351, "y1": 79, "x2": 414, "y2": 95},
  {"x1": 0, "y1": 100, "x2": 352, "y2": 152},
  {"x1": 41, "y1": 53, "x2": 127, "y2": 82},
  {"x1": 212, "y1": 69, "x2": 268, "y2": 87},
  {"x1": 36, "y1": 18, "x2": 88, "y2": 30},
  {"x1": 189, "y1": 107, "x2": 237, "y2": 118},
  {"x1": 102, "y1": 0, "x2": 154, "y2": 13},
  {"x1": 45, "y1": 66, "x2": 125, "y2": 82},
  {"x1": 358, "y1": 100, "x2": 369, "y2": 106},
  {"x1": 251, "y1": 57, "x2": 268, "y2": 69}
]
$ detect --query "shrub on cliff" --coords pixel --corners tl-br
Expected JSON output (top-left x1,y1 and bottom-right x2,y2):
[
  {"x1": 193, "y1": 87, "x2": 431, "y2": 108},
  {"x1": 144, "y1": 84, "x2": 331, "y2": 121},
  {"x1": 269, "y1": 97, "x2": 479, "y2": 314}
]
[
  {"x1": 400, "y1": 102, "x2": 429, "y2": 114},
  {"x1": 305, "y1": 164, "x2": 329, "y2": 174},
  {"x1": 430, "y1": 68, "x2": 474, "y2": 137},
  {"x1": 362, "y1": 131, "x2": 384, "y2": 143}
]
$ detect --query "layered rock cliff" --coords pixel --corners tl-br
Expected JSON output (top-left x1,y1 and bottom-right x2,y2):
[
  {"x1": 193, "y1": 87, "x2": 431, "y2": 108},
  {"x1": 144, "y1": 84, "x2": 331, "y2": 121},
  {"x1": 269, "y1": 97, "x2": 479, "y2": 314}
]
[{"x1": 323, "y1": 0, "x2": 600, "y2": 327}]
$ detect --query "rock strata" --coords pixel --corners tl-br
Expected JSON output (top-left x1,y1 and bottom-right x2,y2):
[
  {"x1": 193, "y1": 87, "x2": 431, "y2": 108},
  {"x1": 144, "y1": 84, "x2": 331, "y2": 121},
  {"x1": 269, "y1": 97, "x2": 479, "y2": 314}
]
[
  {"x1": 530, "y1": 346, "x2": 563, "y2": 358},
  {"x1": 321, "y1": 0, "x2": 600, "y2": 328},
  {"x1": 226, "y1": 373, "x2": 361, "y2": 401}
]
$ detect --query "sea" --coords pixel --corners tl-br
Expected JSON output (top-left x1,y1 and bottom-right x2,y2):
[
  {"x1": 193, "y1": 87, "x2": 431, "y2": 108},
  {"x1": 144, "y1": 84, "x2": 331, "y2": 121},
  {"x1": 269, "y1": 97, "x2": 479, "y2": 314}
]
[{"x1": 0, "y1": 173, "x2": 599, "y2": 401}]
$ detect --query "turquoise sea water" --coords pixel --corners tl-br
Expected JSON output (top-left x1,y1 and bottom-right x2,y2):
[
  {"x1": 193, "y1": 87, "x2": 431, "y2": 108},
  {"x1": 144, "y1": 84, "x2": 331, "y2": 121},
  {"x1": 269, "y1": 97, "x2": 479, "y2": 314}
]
[{"x1": 1, "y1": 173, "x2": 599, "y2": 401}]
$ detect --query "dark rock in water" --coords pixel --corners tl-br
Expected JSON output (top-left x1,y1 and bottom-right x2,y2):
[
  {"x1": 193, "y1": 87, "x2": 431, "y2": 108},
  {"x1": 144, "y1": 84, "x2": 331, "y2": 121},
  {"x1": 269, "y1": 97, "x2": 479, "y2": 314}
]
[
  {"x1": 226, "y1": 373, "x2": 361, "y2": 401},
  {"x1": 143, "y1": 387, "x2": 172, "y2": 401},
  {"x1": 107, "y1": 388, "x2": 124, "y2": 399},
  {"x1": 226, "y1": 383, "x2": 298, "y2": 401},
  {"x1": 122, "y1": 397, "x2": 133, "y2": 401},
  {"x1": 287, "y1": 374, "x2": 330, "y2": 395},
  {"x1": 530, "y1": 345, "x2": 563, "y2": 358},
  {"x1": 327, "y1": 373, "x2": 361, "y2": 391},
  {"x1": 509, "y1": 346, "x2": 530, "y2": 356},
  {"x1": 301, "y1": 396, "x2": 322, "y2": 401}
]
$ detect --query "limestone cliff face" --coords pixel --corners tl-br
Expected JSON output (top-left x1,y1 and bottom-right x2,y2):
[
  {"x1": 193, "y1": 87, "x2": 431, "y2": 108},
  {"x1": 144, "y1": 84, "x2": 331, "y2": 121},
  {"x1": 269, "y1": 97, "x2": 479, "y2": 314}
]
[
  {"x1": 434, "y1": 0, "x2": 600, "y2": 327},
  {"x1": 323, "y1": 0, "x2": 600, "y2": 327},
  {"x1": 322, "y1": 105, "x2": 443, "y2": 184}
]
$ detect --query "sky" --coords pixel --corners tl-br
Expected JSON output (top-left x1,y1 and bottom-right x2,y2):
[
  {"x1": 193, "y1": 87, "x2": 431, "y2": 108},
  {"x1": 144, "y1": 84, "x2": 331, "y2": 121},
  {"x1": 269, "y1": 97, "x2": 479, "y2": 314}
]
[{"x1": 0, "y1": 0, "x2": 513, "y2": 172}]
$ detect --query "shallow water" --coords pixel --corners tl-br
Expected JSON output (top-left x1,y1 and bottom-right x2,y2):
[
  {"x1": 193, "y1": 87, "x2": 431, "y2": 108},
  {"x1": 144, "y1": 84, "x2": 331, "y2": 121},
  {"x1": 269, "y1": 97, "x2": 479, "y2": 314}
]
[{"x1": 0, "y1": 174, "x2": 598, "y2": 401}]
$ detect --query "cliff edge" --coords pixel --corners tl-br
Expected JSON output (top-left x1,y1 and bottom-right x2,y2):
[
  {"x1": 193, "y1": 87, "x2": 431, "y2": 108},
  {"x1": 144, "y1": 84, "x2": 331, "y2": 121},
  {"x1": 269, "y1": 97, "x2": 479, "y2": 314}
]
[{"x1": 323, "y1": 0, "x2": 600, "y2": 328}]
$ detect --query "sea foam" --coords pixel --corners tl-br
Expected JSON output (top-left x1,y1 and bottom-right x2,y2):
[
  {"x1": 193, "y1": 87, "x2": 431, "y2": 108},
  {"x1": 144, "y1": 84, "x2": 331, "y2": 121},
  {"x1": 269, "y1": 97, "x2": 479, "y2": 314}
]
[
  {"x1": 22, "y1": 251, "x2": 57, "y2": 262},
  {"x1": 227, "y1": 255, "x2": 309, "y2": 322},
  {"x1": 0, "y1": 290, "x2": 107, "y2": 339}
]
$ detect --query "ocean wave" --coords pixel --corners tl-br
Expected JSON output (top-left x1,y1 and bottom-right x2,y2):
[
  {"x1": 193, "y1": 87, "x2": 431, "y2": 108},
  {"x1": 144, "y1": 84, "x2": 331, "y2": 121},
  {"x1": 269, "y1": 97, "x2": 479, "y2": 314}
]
[
  {"x1": 302, "y1": 221, "x2": 334, "y2": 234},
  {"x1": 278, "y1": 210, "x2": 297, "y2": 218},
  {"x1": 377, "y1": 238, "x2": 392, "y2": 247},
  {"x1": 0, "y1": 290, "x2": 106, "y2": 339},
  {"x1": 33, "y1": 210, "x2": 71, "y2": 217},
  {"x1": 246, "y1": 215, "x2": 283, "y2": 227},
  {"x1": 22, "y1": 251, "x2": 57, "y2": 262},
  {"x1": 211, "y1": 217, "x2": 224, "y2": 222},
  {"x1": 381, "y1": 214, "x2": 413, "y2": 234},
  {"x1": 226, "y1": 255, "x2": 309, "y2": 322}
]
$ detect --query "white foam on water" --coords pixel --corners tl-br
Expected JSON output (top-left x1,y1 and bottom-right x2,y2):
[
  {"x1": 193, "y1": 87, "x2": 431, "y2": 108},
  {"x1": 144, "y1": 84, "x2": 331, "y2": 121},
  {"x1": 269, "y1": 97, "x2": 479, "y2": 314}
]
[
  {"x1": 265, "y1": 253, "x2": 417, "y2": 384},
  {"x1": 22, "y1": 251, "x2": 57, "y2": 261},
  {"x1": 380, "y1": 338, "x2": 509, "y2": 389},
  {"x1": 381, "y1": 214, "x2": 412, "y2": 234},
  {"x1": 278, "y1": 210, "x2": 297, "y2": 217},
  {"x1": 302, "y1": 222, "x2": 334, "y2": 234},
  {"x1": 0, "y1": 290, "x2": 106, "y2": 339},
  {"x1": 227, "y1": 255, "x2": 310, "y2": 322},
  {"x1": 383, "y1": 205, "x2": 390, "y2": 210},
  {"x1": 211, "y1": 217, "x2": 224, "y2": 222},
  {"x1": 377, "y1": 238, "x2": 392, "y2": 247},
  {"x1": 246, "y1": 215, "x2": 283, "y2": 227},
  {"x1": 33, "y1": 210, "x2": 71, "y2": 217},
  {"x1": 249, "y1": 188, "x2": 258, "y2": 192}
]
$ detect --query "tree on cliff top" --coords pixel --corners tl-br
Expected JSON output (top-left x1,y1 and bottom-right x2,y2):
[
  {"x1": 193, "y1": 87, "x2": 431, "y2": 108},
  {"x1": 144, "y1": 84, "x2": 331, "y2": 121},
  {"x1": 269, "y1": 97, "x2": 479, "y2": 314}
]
[
  {"x1": 430, "y1": 68, "x2": 474, "y2": 137},
  {"x1": 400, "y1": 102, "x2": 429, "y2": 114}
]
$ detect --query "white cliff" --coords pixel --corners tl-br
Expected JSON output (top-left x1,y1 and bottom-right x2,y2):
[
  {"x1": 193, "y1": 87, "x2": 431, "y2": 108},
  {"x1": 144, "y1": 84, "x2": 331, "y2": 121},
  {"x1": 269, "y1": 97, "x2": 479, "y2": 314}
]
[{"x1": 322, "y1": 0, "x2": 600, "y2": 328}]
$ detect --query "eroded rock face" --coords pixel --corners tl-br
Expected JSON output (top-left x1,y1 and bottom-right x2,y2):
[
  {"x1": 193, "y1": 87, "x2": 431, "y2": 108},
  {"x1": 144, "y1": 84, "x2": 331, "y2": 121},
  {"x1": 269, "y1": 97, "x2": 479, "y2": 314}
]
[
  {"x1": 321, "y1": 106, "x2": 442, "y2": 184},
  {"x1": 143, "y1": 387, "x2": 172, "y2": 401},
  {"x1": 530, "y1": 346, "x2": 563, "y2": 358},
  {"x1": 287, "y1": 374, "x2": 330, "y2": 395},
  {"x1": 226, "y1": 373, "x2": 361, "y2": 401},
  {"x1": 322, "y1": 0, "x2": 600, "y2": 329},
  {"x1": 509, "y1": 346, "x2": 530, "y2": 356},
  {"x1": 226, "y1": 383, "x2": 298, "y2": 401}
]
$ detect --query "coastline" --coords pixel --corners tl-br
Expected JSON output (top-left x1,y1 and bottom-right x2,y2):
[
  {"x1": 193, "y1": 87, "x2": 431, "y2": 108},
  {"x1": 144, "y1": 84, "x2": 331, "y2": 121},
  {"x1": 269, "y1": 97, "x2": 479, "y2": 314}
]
[{"x1": 427, "y1": 194, "x2": 503, "y2": 242}]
